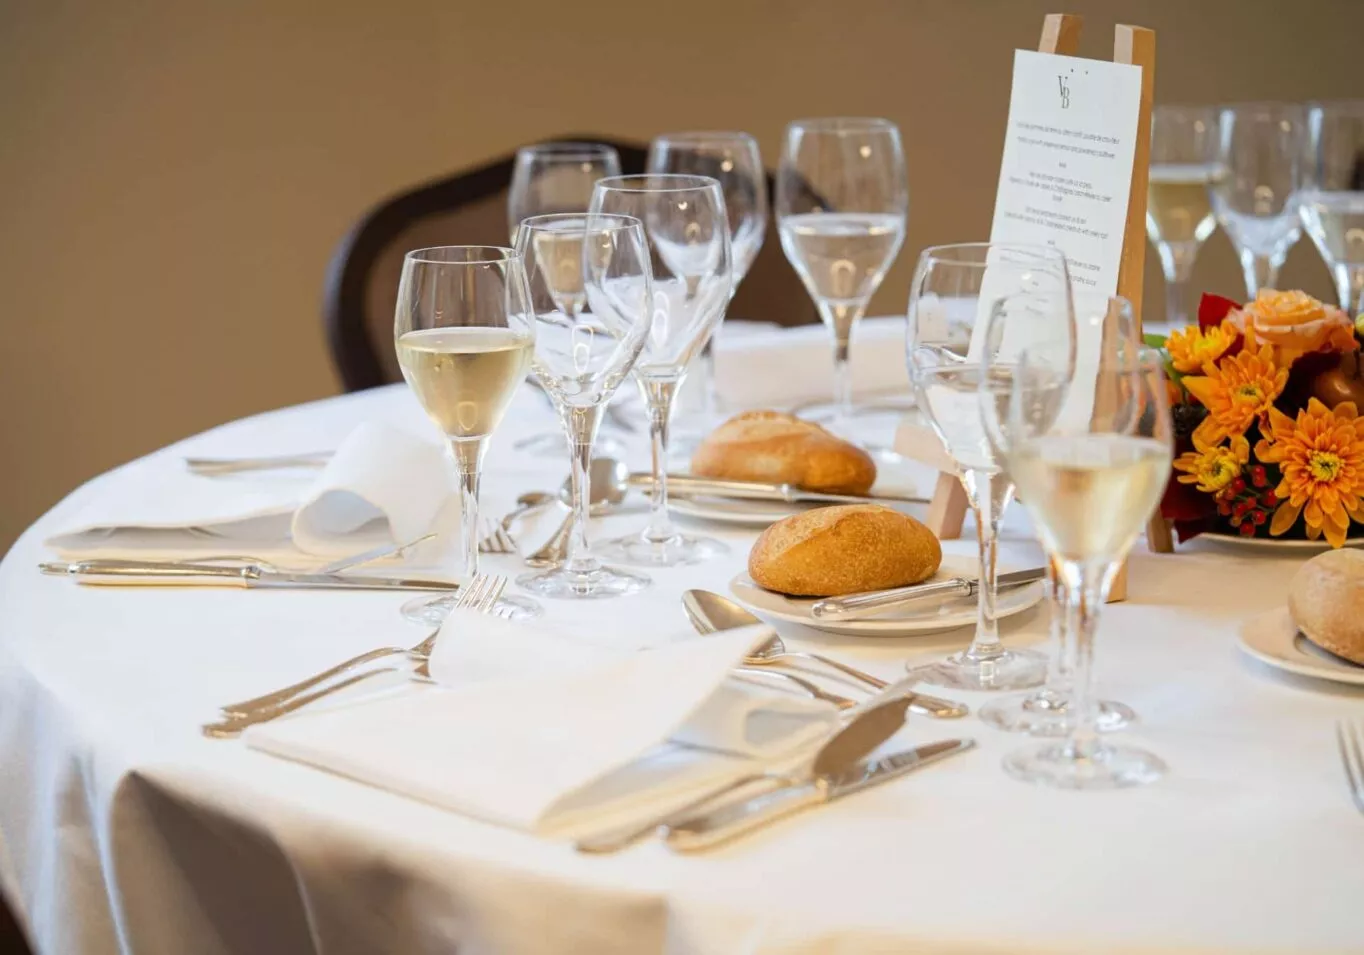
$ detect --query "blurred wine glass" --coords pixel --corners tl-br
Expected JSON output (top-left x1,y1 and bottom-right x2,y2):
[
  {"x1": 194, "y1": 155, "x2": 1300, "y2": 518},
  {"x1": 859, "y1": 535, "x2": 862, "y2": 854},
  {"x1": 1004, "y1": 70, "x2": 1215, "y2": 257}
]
[
  {"x1": 1147, "y1": 105, "x2": 1221, "y2": 326},
  {"x1": 1302, "y1": 101, "x2": 1364, "y2": 313},
  {"x1": 1211, "y1": 103, "x2": 1306, "y2": 297}
]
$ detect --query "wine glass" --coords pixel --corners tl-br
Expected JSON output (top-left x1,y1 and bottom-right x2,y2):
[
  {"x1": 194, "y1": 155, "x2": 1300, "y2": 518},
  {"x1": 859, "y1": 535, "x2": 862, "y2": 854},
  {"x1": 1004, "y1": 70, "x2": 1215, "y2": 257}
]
[
  {"x1": 590, "y1": 174, "x2": 733, "y2": 566},
  {"x1": 978, "y1": 297, "x2": 1142, "y2": 735},
  {"x1": 906, "y1": 243, "x2": 1074, "y2": 691},
  {"x1": 777, "y1": 118, "x2": 907, "y2": 431},
  {"x1": 513, "y1": 213, "x2": 654, "y2": 598},
  {"x1": 995, "y1": 336, "x2": 1172, "y2": 789},
  {"x1": 393, "y1": 247, "x2": 541, "y2": 624},
  {"x1": 648, "y1": 132, "x2": 767, "y2": 431},
  {"x1": 508, "y1": 143, "x2": 622, "y2": 242},
  {"x1": 1302, "y1": 101, "x2": 1364, "y2": 313},
  {"x1": 1212, "y1": 103, "x2": 1307, "y2": 297},
  {"x1": 1147, "y1": 105, "x2": 1221, "y2": 325}
]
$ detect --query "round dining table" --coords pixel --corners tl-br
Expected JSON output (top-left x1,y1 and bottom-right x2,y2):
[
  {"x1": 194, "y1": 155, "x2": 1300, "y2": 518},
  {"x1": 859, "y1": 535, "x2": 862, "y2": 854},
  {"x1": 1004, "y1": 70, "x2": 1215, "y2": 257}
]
[{"x1": 2, "y1": 366, "x2": 1362, "y2": 954}]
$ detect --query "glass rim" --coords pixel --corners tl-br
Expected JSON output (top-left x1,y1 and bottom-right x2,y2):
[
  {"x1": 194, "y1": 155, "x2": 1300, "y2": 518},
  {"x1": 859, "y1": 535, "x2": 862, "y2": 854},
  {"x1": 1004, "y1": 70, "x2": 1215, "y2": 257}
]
[
  {"x1": 1218, "y1": 101, "x2": 1308, "y2": 118},
  {"x1": 515, "y1": 212, "x2": 645, "y2": 234},
  {"x1": 594, "y1": 173, "x2": 722, "y2": 194},
  {"x1": 516, "y1": 142, "x2": 620, "y2": 161},
  {"x1": 917, "y1": 241, "x2": 1069, "y2": 267},
  {"x1": 787, "y1": 117, "x2": 899, "y2": 134},
  {"x1": 652, "y1": 130, "x2": 759, "y2": 145},
  {"x1": 403, "y1": 245, "x2": 519, "y2": 266},
  {"x1": 1307, "y1": 99, "x2": 1364, "y2": 116},
  {"x1": 1153, "y1": 103, "x2": 1221, "y2": 117}
]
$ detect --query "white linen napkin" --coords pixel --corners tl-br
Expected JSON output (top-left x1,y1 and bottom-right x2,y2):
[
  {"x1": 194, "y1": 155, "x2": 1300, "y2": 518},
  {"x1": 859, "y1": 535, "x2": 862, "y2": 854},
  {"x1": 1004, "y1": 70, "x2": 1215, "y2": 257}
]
[
  {"x1": 712, "y1": 315, "x2": 912, "y2": 409},
  {"x1": 245, "y1": 612, "x2": 839, "y2": 838},
  {"x1": 45, "y1": 421, "x2": 451, "y2": 558}
]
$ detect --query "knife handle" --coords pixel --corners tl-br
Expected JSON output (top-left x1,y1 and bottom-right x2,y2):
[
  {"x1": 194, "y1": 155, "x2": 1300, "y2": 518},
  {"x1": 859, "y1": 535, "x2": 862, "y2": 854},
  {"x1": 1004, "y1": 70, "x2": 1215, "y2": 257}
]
[
  {"x1": 40, "y1": 562, "x2": 252, "y2": 586},
  {"x1": 665, "y1": 781, "x2": 826, "y2": 852},
  {"x1": 811, "y1": 578, "x2": 972, "y2": 618}
]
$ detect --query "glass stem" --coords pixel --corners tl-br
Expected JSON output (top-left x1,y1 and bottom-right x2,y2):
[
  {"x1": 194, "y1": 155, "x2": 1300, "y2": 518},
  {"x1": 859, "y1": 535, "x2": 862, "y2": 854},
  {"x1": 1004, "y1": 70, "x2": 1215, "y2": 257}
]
[
  {"x1": 448, "y1": 437, "x2": 486, "y2": 581},
  {"x1": 638, "y1": 376, "x2": 681, "y2": 543},
  {"x1": 1334, "y1": 264, "x2": 1364, "y2": 315},
  {"x1": 1062, "y1": 559, "x2": 1119, "y2": 761},
  {"x1": 1156, "y1": 241, "x2": 1201, "y2": 326},
  {"x1": 561, "y1": 403, "x2": 604, "y2": 574},
  {"x1": 819, "y1": 301, "x2": 866, "y2": 426},
  {"x1": 962, "y1": 469, "x2": 1013, "y2": 661},
  {"x1": 699, "y1": 339, "x2": 718, "y2": 421},
  {"x1": 1032, "y1": 557, "x2": 1072, "y2": 708},
  {"x1": 1239, "y1": 248, "x2": 1283, "y2": 298}
]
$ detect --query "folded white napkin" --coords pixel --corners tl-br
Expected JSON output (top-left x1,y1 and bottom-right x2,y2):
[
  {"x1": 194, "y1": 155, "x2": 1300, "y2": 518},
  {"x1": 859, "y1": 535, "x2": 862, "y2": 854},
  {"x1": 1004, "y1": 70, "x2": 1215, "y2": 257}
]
[
  {"x1": 245, "y1": 611, "x2": 839, "y2": 838},
  {"x1": 46, "y1": 421, "x2": 451, "y2": 558},
  {"x1": 712, "y1": 315, "x2": 911, "y2": 410}
]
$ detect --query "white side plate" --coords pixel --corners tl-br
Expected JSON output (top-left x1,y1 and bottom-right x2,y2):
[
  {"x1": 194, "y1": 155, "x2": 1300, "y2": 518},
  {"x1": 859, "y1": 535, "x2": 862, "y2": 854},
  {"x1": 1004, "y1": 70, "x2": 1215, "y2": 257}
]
[{"x1": 1237, "y1": 607, "x2": 1364, "y2": 686}]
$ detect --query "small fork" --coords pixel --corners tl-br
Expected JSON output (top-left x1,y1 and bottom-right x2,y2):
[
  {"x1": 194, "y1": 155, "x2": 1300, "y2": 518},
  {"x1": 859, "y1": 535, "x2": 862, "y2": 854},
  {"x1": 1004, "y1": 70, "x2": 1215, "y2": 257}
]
[
  {"x1": 477, "y1": 519, "x2": 518, "y2": 555},
  {"x1": 1336, "y1": 720, "x2": 1364, "y2": 815}
]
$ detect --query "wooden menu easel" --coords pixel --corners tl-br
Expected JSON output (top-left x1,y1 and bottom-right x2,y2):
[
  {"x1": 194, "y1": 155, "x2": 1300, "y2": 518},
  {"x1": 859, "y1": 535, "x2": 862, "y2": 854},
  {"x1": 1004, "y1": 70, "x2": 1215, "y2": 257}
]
[{"x1": 896, "y1": 13, "x2": 1160, "y2": 602}]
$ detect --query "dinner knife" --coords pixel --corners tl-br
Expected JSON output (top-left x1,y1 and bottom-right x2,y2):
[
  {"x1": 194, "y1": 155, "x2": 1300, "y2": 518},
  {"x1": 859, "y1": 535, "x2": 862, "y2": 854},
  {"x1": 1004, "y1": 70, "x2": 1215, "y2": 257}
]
[
  {"x1": 38, "y1": 561, "x2": 458, "y2": 592},
  {"x1": 664, "y1": 738, "x2": 976, "y2": 852},
  {"x1": 627, "y1": 473, "x2": 927, "y2": 505},
  {"x1": 810, "y1": 567, "x2": 1047, "y2": 619}
]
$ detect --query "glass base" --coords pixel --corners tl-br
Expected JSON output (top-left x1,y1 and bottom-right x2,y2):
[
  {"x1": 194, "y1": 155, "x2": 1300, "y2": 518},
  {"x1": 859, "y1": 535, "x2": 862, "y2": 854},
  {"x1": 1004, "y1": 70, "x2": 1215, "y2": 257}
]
[
  {"x1": 979, "y1": 692, "x2": 1136, "y2": 736},
  {"x1": 400, "y1": 592, "x2": 542, "y2": 626},
  {"x1": 911, "y1": 646, "x2": 1048, "y2": 692},
  {"x1": 1003, "y1": 740, "x2": 1166, "y2": 790},
  {"x1": 595, "y1": 531, "x2": 728, "y2": 567},
  {"x1": 517, "y1": 563, "x2": 650, "y2": 599}
]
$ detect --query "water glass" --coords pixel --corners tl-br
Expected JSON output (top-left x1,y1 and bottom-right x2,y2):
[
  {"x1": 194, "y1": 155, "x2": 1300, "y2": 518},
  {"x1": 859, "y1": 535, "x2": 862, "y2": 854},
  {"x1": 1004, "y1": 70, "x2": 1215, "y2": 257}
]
[
  {"x1": 1147, "y1": 105, "x2": 1220, "y2": 325},
  {"x1": 1302, "y1": 101, "x2": 1364, "y2": 313}
]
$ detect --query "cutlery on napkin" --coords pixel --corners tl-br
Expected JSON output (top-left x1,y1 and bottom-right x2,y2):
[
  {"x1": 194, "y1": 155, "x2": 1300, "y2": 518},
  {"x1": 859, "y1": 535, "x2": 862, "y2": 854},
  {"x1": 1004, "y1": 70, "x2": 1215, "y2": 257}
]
[
  {"x1": 44, "y1": 421, "x2": 451, "y2": 560},
  {"x1": 244, "y1": 610, "x2": 843, "y2": 839}
]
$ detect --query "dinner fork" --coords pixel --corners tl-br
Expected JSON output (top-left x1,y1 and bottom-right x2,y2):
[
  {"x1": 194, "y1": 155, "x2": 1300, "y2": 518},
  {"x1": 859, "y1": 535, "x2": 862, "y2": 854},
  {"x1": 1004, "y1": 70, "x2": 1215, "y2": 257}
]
[
  {"x1": 1336, "y1": 720, "x2": 1364, "y2": 815},
  {"x1": 214, "y1": 574, "x2": 506, "y2": 719},
  {"x1": 477, "y1": 519, "x2": 518, "y2": 555}
]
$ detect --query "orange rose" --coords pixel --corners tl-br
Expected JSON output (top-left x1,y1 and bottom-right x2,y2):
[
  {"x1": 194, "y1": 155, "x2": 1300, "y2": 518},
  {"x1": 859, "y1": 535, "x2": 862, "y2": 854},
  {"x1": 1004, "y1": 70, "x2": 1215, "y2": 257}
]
[{"x1": 1226, "y1": 289, "x2": 1358, "y2": 364}]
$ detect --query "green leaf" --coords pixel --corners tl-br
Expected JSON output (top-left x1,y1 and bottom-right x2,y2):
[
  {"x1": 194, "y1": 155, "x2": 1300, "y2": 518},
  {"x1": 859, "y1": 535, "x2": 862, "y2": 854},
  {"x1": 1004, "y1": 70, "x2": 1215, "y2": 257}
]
[{"x1": 1143, "y1": 332, "x2": 1169, "y2": 349}]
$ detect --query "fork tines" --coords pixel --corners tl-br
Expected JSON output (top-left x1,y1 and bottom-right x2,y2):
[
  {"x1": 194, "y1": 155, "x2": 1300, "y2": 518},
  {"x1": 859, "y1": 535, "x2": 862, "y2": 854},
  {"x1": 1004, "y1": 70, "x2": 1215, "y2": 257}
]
[
  {"x1": 477, "y1": 518, "x2": 518, "y2": 555},
  {"x1": 1336, "y1": 720, "x2": 1364, "y2": 815},
  {"x1": 453, "y1": 573, "x2": 508, "y2": 615}
]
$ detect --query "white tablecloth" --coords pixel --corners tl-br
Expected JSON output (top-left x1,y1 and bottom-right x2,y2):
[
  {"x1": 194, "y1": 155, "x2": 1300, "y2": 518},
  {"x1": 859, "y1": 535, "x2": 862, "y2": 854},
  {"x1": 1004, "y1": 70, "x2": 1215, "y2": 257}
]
[{"x1": 3, "y1": 372, "x2": 1363, "y2": 954}]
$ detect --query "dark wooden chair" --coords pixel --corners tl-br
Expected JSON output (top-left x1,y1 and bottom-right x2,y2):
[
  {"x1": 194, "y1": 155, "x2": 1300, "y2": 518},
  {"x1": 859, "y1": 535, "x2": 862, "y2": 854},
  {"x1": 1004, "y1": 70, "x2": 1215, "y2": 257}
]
[{"x1": 322, "y1": 135, "x2": 817, "y2": 393}]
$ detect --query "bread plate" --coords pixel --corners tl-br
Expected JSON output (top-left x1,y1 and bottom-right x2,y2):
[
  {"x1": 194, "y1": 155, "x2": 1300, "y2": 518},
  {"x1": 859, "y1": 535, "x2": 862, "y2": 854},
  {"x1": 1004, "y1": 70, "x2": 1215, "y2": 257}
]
[
  {"x1": 729, "y1": 555, "x2": 1045, "y2": 636},
  {"x1": 1237, "y1": 607, "x2": 1364, "y2": 686}
]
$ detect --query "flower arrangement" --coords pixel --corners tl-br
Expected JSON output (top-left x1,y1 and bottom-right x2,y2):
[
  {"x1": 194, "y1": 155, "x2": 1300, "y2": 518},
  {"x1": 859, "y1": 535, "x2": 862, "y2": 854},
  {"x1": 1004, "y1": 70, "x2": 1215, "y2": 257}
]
[{"x1": 1155, "y1": 289, "x2": 1364, "y2": 547}]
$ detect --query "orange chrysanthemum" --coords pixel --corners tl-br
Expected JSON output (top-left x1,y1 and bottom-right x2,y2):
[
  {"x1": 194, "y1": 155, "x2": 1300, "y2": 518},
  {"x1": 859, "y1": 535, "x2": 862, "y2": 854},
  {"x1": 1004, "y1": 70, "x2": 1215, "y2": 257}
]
[
  {"x1": 1255, "y1": 398, "x2": 1364, "y2": 548},
  {"x1": 1173, "y1": 431, "x2": 1250, "y2": 494},
  {"x1": 1166, "y1": 321, "x2": 1237, "y2": 374},
  {"x1": 1183, "y1": 344, "x2": 1289, "y2": 445}
]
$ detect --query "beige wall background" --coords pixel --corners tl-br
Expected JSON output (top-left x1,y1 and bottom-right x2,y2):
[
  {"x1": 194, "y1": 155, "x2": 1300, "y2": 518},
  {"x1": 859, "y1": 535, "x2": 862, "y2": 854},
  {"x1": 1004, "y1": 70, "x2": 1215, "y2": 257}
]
[{"x1": 2, "y1": 0, "x2": 1361, "y2": 548}]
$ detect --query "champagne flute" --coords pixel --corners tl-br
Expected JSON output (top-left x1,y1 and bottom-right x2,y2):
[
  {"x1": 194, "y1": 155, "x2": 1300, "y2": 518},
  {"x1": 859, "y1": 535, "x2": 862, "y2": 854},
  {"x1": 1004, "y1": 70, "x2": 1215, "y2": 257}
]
[
  {"x1": 1212, "y1": 103, "x2": 1306, "y2": 297},
  {"x1": 1147, "y1": 105, "x2": 1221, "y2": 325},
  {"x1": 996, "y1": 338, "x2": 1172, "y2": 789},
  {"x1": 590, "y1": 174, "x2": 733, "y2": 567},
  {"x1": 1302, "y1": 101, "x2": 1364, "y2": 313},
  {"x1": 393, "y1": 246, "x2": 541, "y2": 624},
  {"x1": 777, "y1": 118, "x2": 907, "y2": 431},
  {"x1": 514, "y1": 213, "x2": 654, "y2": 598},
  {"x1": 906, "y1": 243, "x2": 1074, "y2": 691},
  {"x1": 978, "y1": 298, "x2": 1142, "y2": 736},
  {"x1": 648, "y1": 132, "x2": 768, "y2": 429},
  {"x1": 508, "y1": 143, "x2": 623, "y2": 243}
]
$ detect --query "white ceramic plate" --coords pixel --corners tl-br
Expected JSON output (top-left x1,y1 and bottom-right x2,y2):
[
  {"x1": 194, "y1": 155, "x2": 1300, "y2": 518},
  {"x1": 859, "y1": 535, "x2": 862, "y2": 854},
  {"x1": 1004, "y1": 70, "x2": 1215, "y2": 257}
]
[
  {"x1": 1237, "y1": 607, "x2": 1364, "y2": 686},
  {"x1": 1201, "y1": 532, "x2": 1364, "y2": 551},
  {"x1": 729, "y1": 555, "x2": 1045, "y2": 637}
]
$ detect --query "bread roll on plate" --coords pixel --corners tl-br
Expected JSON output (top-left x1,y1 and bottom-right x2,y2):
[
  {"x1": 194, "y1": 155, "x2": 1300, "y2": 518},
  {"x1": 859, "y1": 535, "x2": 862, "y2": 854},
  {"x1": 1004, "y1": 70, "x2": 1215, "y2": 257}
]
[
  {"x1": 690, "y1": 411, "x2": 876, "y2": 495},
  {"x1": 748, "y1": 504, "x2": 941, "y2": 597},
  {"x1": 1288, "y1": 549, "x2": 1364, "y2": 665}
]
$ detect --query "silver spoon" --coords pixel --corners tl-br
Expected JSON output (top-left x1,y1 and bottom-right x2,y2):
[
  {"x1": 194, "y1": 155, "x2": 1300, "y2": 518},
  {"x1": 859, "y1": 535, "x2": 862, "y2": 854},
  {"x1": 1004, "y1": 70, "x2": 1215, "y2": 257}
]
[
  {"x1": 524, "y1": 458, "x2": 631, "y2": 568},
  {"x1": 683, "y1": 589, "x2": 968, "y2": 719}
]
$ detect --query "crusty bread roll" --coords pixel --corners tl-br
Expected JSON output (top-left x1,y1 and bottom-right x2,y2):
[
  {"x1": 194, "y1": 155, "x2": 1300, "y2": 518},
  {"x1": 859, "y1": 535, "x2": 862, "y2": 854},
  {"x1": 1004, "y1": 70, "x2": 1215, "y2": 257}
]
[
  {"x1": 1289, "y1": 549, "x2": 1364, "y2": 665},
  {"x1": 748, "y1": 504, "x2": 941, "y2": 597},
  {"x1": 690, "y1": 411, "x2": 876, "y2": 495}
]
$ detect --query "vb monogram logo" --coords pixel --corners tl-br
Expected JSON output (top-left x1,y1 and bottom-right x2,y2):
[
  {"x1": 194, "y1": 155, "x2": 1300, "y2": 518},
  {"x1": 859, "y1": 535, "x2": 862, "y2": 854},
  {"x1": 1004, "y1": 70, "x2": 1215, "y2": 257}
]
[{"x1": 1057, "y1": 75, "x2": 1071, "y2": 109}]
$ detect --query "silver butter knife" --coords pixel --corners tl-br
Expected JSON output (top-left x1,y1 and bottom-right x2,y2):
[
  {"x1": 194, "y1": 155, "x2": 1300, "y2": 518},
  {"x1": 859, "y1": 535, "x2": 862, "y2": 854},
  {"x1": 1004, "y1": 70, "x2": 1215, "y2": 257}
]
[
  {"x1": 39, "y1": 561, "x2": 458, "y2": 592},
  {"x1": 811, "y1": 567, "x2": 1046, "y2": 619},
  {"x1": 664, "y1": 738, "x2": 976, "y2": 852},
  {"x1": 627, "y1": 473, "x2": 927, "y2": 506}
]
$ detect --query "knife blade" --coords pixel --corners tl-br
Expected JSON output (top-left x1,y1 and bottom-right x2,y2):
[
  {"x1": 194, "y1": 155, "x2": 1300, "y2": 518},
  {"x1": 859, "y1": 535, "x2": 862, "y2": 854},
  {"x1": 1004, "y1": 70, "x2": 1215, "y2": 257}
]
[
  {"x1": 810, "y1": 567, "x2": 1046, "y2": 619},
  {"x1": 38, "y1": 561, "x2": 459, "y2": 592},
  {"x1": 627, "y1": 473, "x2": 927, "y2": 505},
  {"x1": 664, "y1": 738, "x2": 976, "y2": 851}
]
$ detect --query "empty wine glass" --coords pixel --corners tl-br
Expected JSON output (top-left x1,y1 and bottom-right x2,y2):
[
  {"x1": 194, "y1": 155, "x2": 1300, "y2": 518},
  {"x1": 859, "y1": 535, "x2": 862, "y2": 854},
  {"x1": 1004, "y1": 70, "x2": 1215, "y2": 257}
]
[
  {"x1": 1147, "y1": 105, "x2": 1221, "y2": 325},
  {"x1": 513, "y1": 213, "x2": 654, "y2": 598},
  {"x1": 393, "y1": 247, "x2": 541, "y2": 624},
  {"x1": 648, "y1": 132, "x2": 767, "y2": 430},
  {"x1": 590, "y1": 174, "x2": 733, "y2": 566},
  {"x1": 906, "y1": 243, "x2": 1074, "y2": 691},
  {"x1": 1302, "y1": 101, "x2": 1364, "y2": 313},
  {"x1": 978, "y1": 298, "x2": 1142, "y2": 736},
  {"x1": 1212, "y1": 103, "x2": 1306, "y2": 297},
  {"x1": 996, "y1": 337, "x2": 1172, "y2": 789},
  {"x1": 778, "y1": 118, "x2": 907, "y2": 431}
]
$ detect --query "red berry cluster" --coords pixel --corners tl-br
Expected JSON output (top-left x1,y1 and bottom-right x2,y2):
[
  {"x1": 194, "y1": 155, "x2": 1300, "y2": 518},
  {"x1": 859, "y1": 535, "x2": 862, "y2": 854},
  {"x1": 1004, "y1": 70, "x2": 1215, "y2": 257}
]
[{"x1": 1215, "y1": 466, "x2": 1278, "y2": 536}]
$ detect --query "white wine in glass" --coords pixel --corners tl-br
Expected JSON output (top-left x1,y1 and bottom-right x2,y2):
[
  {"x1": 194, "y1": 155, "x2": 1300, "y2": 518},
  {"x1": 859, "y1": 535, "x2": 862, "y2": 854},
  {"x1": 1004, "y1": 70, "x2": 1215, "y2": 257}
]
[
  {"x1": 1302, "y1": 101, "x2": 1364, "y2": 313},
  {"x1": 1146, "y1": 163, "x2": 1221, "y2": 247},
  {"x1": 395, "y1": 328, "x2": 533, "y2": 437},
  {"x1": 1147, "y1": 106, "x2": 1220, "y2": 325},
  {"x1": 779, "y1": 212, "x2": 904, "y2": 306}
]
